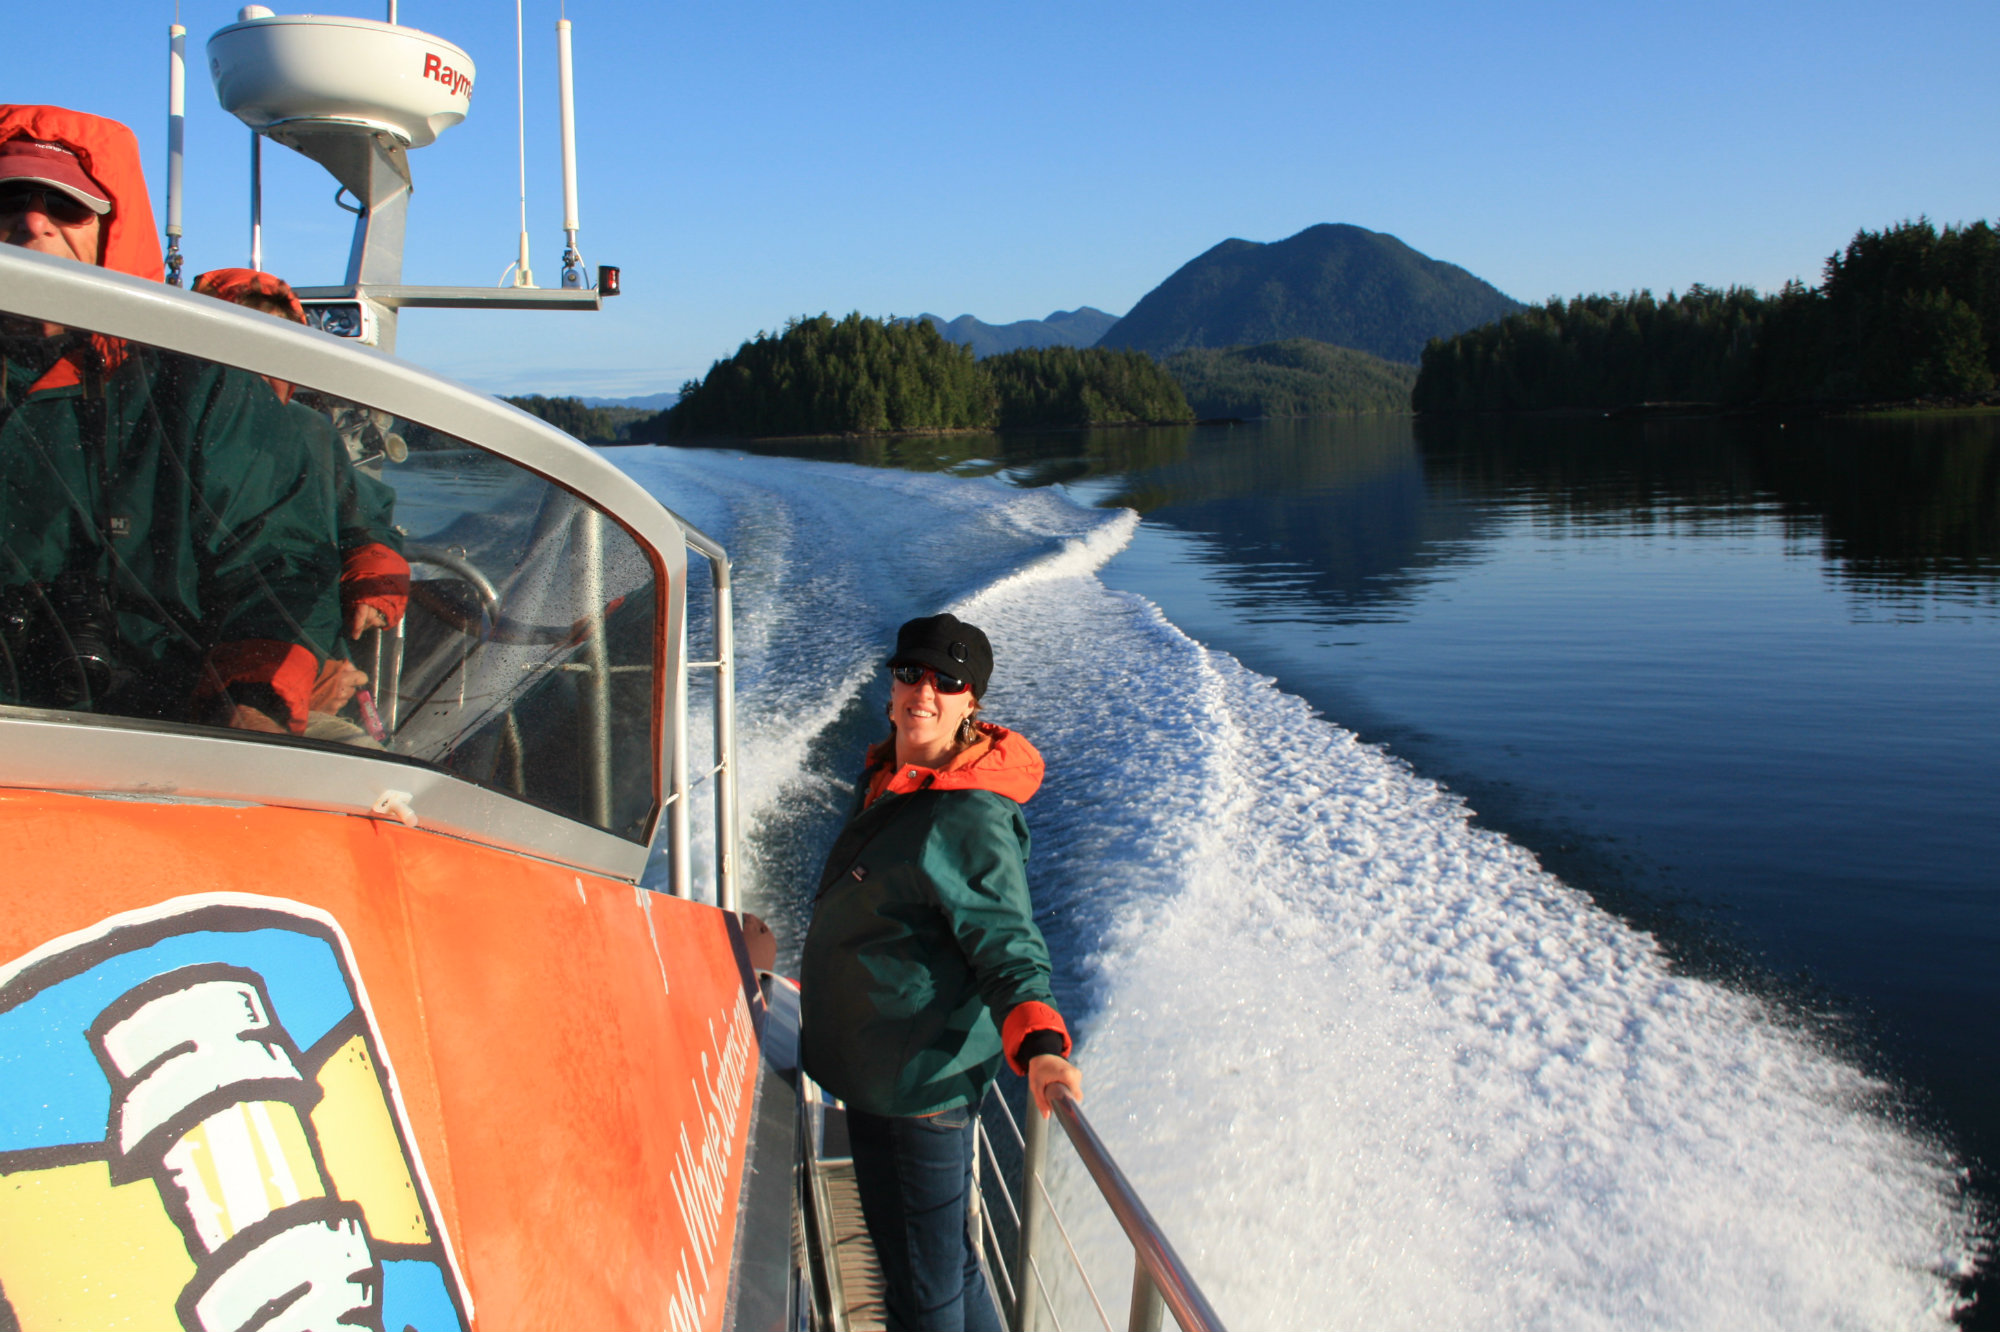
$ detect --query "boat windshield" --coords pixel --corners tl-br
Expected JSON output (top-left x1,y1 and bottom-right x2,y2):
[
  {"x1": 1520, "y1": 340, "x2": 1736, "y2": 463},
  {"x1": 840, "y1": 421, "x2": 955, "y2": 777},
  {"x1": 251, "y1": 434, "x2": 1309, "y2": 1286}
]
[{"x1": 0, "y1": 315, "x2": 660, "y2": 841}]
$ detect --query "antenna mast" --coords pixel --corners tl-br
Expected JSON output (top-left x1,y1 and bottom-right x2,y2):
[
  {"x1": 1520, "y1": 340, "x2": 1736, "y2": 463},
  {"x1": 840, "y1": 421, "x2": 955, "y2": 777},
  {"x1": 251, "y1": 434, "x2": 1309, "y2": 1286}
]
[
  {"x1": 165, "y1": 19, "x2": 186, "y2": 285},
  {"x1": 556, "y1": 15, "x2": 585, "y2": 288},
  {"x1": 507, "y1": 0, "x2": 534, "y2": 287}
]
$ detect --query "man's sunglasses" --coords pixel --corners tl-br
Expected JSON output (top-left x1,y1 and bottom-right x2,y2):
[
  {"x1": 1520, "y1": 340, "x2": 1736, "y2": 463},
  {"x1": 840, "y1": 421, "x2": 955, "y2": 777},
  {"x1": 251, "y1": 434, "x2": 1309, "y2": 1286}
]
[
  {"x1": 890, "y1": 664, "x2": 972, "y2": 694},
  {"x1": 0, "y1": 186, "x2": 99, "y2": 226}
]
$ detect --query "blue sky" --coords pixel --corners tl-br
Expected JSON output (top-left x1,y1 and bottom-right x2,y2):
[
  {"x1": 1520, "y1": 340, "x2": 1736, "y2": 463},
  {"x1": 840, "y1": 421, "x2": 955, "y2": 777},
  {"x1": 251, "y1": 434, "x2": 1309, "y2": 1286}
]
[{"x1": 11, "y1": 1, "x2": 2000, "y2": 396}]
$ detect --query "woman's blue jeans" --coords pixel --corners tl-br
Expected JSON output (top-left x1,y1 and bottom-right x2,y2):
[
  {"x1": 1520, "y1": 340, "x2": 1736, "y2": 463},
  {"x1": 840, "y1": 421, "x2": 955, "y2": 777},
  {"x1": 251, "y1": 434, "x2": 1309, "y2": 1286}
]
[{"x1": 846, "y1": 1103, "x2": 1003, "y2": 1332}]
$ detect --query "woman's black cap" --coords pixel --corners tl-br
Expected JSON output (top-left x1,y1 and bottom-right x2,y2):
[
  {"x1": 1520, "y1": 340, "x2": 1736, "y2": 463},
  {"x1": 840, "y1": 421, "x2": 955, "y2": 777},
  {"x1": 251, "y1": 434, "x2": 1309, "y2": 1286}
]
[{"x1": 889, "y1": 613, "x2": 994, "y2": 698}]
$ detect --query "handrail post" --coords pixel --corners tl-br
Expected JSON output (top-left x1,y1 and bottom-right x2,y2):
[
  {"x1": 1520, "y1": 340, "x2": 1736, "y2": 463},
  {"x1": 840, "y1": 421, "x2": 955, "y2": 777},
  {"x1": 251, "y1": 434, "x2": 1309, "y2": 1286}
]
[
  {"x1": 710, "y1": 556, "x2": 737, "y2": 912},
  {"x1": 1127, "y1": 1263, "x2": 1164, "y2": 1332},
  {"x1": 1013, "y1": 1101, "x2": 1047, "y2": 1332},
  {"x1": 580, "y1": 509, "x2": 614, "y2": 830},
  {"x1": 1048, "y1": 1086, "x2": 1229, "y2": 1332},
  {"x1": 674, "y1": 520, "x2": 734, "y2": 909},
  {"x1": 667, "y1": 587, "x2": 691, "y2": 898}
]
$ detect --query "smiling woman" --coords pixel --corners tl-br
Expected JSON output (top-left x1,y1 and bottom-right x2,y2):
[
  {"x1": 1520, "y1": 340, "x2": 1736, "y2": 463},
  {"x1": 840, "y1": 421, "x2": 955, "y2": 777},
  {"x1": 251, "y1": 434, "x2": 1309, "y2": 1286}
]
[
  {"x1": 798, "y1": 612, "x2": 1081, "y2": 1331},
  {"x1": 888, "y1": 661, "x2": 978, "y2": 763}
]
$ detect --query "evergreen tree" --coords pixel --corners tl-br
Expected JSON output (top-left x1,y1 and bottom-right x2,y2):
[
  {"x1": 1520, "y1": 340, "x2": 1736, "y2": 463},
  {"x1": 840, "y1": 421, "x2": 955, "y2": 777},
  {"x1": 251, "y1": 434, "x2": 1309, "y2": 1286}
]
[
  {"x1": 636, "y1": 318, "x2": 1192, "y2": 438},
  {"x1": 1163, "y1": 339, "x2": 1417, "y2": 416},
  {"x1": 1413, "y1": 217, "x2": 2000, "y2": 411},
  {"x1": 637, "y1": 313, "x2": 995, "y2": 439},
  {"x1": 984, "y1": 346, "x2": 1193, "y2": 428},
  {"x1": 503, "y1": 394, "x2": 639, "y2": 442}
]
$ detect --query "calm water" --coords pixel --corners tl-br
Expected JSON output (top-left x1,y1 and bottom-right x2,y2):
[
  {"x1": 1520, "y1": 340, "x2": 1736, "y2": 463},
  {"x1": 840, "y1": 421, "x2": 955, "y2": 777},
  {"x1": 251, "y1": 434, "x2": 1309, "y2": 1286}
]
[{"x1": 692, "y1": 412, "x2": 2000, "y2": 1317}]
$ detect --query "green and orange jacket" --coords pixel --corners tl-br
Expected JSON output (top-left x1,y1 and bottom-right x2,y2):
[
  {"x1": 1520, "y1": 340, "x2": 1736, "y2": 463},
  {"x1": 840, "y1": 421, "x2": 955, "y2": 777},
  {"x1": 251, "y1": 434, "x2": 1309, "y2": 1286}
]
[
  {"x1": 800, "y1": 722, "x2": 1071, "y2": 1117},
  {"x1": 0, "y1": 105, "x2": 344, "y2": 729},
  {"x1": 0, "y1": 336, "x2": 345, "y2": 727}
]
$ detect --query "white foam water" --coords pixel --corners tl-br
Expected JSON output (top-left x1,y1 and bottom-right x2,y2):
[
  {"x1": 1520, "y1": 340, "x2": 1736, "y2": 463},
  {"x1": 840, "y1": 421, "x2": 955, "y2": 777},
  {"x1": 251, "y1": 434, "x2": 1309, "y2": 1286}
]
[{"x1": 613, "y1": 446, "x2": 1978, "y2": 1329}]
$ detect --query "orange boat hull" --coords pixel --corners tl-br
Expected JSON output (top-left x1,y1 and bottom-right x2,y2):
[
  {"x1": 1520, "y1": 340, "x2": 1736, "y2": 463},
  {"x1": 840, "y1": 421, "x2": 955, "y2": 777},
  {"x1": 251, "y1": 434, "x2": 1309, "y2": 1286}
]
[{"x1": 0, "y1": 789, "x2": 758, "y2": 1332}]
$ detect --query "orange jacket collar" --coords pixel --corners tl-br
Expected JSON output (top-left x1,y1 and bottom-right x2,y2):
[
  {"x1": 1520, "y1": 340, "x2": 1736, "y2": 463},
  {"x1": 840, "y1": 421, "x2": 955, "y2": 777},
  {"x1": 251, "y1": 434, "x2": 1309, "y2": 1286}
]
[{"x1": 867, "y1": 722, "x2": 1045, "y2": 807}]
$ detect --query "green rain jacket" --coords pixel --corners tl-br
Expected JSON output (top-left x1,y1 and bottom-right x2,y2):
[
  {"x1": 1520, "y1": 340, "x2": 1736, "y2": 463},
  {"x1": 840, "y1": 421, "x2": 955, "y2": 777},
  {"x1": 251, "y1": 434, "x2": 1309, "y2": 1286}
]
[
  {"x1": 800, "y1": 723, "x2": 1070, "y2": 1117},
  {"x1": 0, "y1": 106, "x2": 342, "y2": 729},
  {"x1": 0, "y1": 335, "x2": 343, "y2": 724}
]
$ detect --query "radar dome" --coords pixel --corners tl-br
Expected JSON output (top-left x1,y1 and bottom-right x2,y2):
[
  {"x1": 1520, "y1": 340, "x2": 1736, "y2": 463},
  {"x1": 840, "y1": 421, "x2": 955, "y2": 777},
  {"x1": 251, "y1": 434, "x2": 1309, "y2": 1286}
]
[{"x1": 208, "y1": 13, "x2": 474, "y2": 149}]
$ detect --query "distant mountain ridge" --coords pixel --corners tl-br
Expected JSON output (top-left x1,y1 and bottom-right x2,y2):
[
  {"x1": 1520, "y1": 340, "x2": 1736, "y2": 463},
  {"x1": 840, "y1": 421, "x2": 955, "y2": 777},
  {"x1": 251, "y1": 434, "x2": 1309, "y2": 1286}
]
[
  {"x1": 918, "y1": 307, "x2": 1120, "y2": 359},
  {"x1": 1099, "y1": 223, "x2": 1523, "y2": 364},
  {"x1": 579, "y1": 391, "x2": 680, "y2": 410}
]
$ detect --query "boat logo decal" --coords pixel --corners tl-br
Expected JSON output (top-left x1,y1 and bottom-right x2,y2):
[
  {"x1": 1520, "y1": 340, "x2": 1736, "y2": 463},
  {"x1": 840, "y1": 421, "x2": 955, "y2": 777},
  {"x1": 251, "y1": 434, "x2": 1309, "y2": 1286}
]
[{"x1": 0, "y1": 896, "x2": 470, "y2": 1332}]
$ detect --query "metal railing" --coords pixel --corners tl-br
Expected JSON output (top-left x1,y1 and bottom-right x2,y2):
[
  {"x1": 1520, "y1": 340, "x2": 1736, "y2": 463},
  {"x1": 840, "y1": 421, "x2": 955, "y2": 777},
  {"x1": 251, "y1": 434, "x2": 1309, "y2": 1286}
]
[
  {"x1": 354, "y1": 519, "x2": 738, "y2": 911},
  {"x1": 976, "y1": 1085, "x2": 1229, "y2": 1332},
  {"x1": 673, "y1": 522, "x2": 738, "y2": 911}
]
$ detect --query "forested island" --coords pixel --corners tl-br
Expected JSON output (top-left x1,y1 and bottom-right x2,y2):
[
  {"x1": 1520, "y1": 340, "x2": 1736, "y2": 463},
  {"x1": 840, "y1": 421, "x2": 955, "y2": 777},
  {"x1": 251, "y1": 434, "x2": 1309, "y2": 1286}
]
[
  {"x1": 630, "y1": 314, "x2": 1192, "y2": 440},
  {"x1": 1414, "y1": 219, "x2": 2000, "y2": 412},
  {"x1": 1165, "y1": 339, "x2": 1417, "y2": 418},
  {"x1": 502, "y1": 394, "x2": 651, "y2": 442}
]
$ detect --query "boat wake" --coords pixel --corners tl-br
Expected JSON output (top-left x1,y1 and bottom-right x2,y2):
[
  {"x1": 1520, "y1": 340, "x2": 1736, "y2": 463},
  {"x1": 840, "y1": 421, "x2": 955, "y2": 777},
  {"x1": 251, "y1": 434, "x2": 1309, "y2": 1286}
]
[{"x1": 616, "y1": 445, "x2": 1977, "y2": 1330}]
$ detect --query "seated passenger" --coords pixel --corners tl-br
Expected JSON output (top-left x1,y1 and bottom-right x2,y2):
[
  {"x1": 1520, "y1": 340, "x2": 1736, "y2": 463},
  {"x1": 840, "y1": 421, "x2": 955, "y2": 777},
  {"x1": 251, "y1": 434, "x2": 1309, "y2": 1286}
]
[
  {"x1": 191, "y1": 268, "x2": 413, "y2": 743},
  {"x1": 0, "y1": 105, "x2": 342, "y2": 734}
]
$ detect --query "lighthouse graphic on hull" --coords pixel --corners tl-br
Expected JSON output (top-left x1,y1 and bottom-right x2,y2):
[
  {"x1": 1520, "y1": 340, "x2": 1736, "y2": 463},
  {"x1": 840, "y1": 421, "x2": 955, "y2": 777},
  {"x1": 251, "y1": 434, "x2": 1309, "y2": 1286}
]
[{"x1": 0, "y1": 899, "x2": 470, "y2": 1332}]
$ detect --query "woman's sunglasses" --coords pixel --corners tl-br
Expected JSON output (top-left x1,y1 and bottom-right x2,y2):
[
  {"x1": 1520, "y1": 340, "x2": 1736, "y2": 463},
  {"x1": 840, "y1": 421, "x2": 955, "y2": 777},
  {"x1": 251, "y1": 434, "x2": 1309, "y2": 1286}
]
[
  {"x1": 0, "y1": 185, "x2": 99, "y2": 227},
  {"x1": 890, "y1": 664, "x2": 972, "y2": 694}
]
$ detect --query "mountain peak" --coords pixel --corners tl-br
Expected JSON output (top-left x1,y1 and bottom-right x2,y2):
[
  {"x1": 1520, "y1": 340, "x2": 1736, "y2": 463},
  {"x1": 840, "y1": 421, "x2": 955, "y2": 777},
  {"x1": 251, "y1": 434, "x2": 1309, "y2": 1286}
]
[{"x1": 1099, "y1": 225, "x2": 1521, "y2": 363}]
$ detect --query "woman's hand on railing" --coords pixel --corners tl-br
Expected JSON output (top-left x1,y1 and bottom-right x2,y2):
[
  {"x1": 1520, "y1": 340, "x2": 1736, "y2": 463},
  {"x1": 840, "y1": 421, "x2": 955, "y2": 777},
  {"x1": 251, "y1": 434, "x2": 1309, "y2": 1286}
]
[{"x1": 1027, "y1": 1054, "x2": 1082, "y2": 1118}]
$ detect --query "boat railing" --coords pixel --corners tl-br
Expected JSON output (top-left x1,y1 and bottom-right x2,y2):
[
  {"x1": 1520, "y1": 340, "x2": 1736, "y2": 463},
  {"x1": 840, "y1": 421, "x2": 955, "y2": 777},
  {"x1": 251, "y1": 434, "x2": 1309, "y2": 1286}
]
[
  {"x1": 414, "y1": 508, "x2": 740, "y2": 910},
  {"x1": 359, "y1": 517, "x2": 739, "y2": 910},
  {"x1": 364, "y1": 543, "x2": 503, "y2": 736},
  {"x1": 672, "y1": 521, "x2": 738, "y2": 910},
  {"x1": 975, "y1": 1084, "x2": 1229, "y2": 1332}
]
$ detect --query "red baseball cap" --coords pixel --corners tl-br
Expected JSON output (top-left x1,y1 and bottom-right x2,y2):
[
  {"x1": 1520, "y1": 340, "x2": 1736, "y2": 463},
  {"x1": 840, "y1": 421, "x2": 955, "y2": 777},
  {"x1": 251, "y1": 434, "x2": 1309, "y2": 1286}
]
[{"x1": 0, "y1": 137, "x2": 112, "y2": 215}]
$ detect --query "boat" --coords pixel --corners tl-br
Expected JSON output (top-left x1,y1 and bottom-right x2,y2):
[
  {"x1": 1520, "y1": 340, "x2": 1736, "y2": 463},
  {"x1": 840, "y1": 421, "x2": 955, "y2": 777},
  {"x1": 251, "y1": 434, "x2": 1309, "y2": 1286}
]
[{"x1": 0, "y1": 9, "x2": 1225, "y2": 1331}]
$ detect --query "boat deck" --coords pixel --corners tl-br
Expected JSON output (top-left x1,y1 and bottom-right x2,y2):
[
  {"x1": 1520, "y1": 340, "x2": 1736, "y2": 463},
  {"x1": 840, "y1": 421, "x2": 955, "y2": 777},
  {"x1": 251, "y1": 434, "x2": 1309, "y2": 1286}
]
[{"x1": 814, "y1": 1106, "x2": 888, "y2": 1331}]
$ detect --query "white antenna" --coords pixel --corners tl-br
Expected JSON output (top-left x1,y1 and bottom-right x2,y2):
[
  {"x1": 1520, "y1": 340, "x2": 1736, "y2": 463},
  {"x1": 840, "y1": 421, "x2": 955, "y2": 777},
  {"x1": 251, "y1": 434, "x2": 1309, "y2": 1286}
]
[
  {"x1": 556, "y1": 15, "x2": 585, "y2": 288},
  {"x1": 249, "y1": 129, "x2": 263, "y2": 271},
  {"x1": 165, "y1": 20, "x2": 186, "y2": 285},
  {"x1": 504, "y1": 0, "x2": 534, "y2": 287}
]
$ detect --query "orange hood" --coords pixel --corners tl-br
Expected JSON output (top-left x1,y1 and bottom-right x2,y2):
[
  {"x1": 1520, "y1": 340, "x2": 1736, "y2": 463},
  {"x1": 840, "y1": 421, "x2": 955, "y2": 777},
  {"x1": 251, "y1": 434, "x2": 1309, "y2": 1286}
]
[
  {"x1": 194, "y1": 267, "x2": 306, "y2": 322},
  {"x1": 0, "y1": 105, "x2": 161, "y2": 280},
  {"x1": 867, "y1": 722, "x2": 1046, "y2": 806}
]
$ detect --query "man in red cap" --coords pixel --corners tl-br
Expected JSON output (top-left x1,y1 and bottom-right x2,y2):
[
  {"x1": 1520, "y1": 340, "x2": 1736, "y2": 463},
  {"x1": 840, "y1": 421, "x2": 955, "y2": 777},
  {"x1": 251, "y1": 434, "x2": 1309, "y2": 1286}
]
[
  {"x1": 0, "y1": 134, "x2": 112, "y2": 265},
  {"x1": 0, "y1": 105, "x2": 346, "y2": 735},
  {"x1": 0, "y1": 106, "x2": 159, "y2": 278}
]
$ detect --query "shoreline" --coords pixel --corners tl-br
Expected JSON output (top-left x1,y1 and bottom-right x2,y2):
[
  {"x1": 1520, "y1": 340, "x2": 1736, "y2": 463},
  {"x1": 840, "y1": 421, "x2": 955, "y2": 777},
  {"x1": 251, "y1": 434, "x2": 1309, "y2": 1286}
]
[
  {"x1": 607, "y1": 397, "x2": 2000, "y2": 445},
  {"x1": 1416, "y1": 393, "x2": 2000, "y2": 422},
  {"x1": 641, "y1": 417, "x2": 1203, "y2": 446}
]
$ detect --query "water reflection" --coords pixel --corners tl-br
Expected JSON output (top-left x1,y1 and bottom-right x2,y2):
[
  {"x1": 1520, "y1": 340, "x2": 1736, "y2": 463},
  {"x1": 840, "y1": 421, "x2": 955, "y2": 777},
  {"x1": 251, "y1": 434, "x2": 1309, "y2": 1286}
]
[
  {"x1": 686, "y1": 425, "x2": 1200, "y2": 484},
  {"x1": 1085, "y1": 420, "x2": 1492, "y2": 622},
  {"x1": 1413, "y1": 412, "x2": 2000, "y2": 603},
  {"x1": 682, "y1": 412, "x2": 2000, "y2": 606},
  {"x1": 1744, "y1": 416, "x2": 2000, "y2": 596}
]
